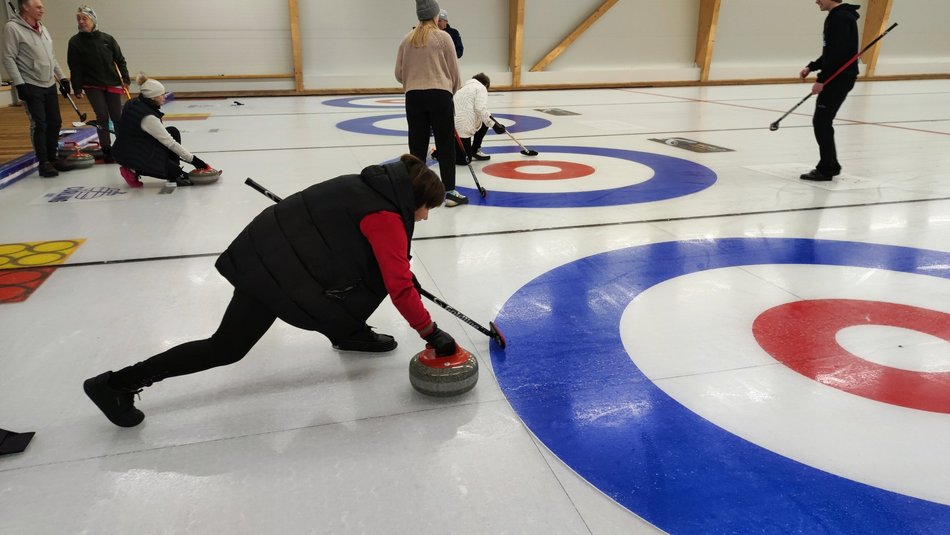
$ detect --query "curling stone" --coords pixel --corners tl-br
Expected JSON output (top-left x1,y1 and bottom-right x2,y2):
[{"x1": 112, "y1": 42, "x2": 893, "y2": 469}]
[
  {"x1": 409, "y1": 345, "x2": 478, "y2": 397},
  {"x1": 63, "y1": 150, "x2": 95, "y2": 170},
  {"x1": 188, "y1": 167, "x2": 222, "y2": 185},
  {"x1": 81, "y1": 142, "x2": 104, "y2": 159},
  {"x1": 57, "y1": 141, "x2": 80, "y2": 160}
]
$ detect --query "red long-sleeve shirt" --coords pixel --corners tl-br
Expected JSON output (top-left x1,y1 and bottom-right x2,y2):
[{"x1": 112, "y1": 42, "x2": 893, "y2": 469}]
[{"x1": 359, "y1": 210, "x2": 432, "y2": 336}]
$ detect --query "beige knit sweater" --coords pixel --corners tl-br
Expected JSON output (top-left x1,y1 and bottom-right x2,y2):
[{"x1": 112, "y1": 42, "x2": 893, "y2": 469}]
[{"x1": 394, "y1": 28, "x2": 460, "y2": 94}]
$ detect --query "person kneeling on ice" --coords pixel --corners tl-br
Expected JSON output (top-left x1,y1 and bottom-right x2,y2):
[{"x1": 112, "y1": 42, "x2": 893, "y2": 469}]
[
  {"x1": 111, "y1": 74, "x2": 214, "y2": 188},
  {"x1": 84, "y1": 154, "x2": 460, "y2": 427}
]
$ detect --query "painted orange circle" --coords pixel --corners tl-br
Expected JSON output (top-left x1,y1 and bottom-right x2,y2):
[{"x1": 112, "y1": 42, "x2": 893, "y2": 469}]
[{"x1": 482, "y1": 160, "x2": 596, "y2": 181}]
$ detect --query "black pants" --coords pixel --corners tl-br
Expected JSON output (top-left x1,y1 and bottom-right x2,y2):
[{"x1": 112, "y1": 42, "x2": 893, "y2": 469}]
[
  {"x1": 813, "y1": 76, "x2": 856, "y2": 175},
  {"x1": 133, "y1": 126, "x2": 185, "y2": 180},
  {"x1": 405, "y1": 89, "x2": 455, "y2": 190},
  {"x1": 110, "y1": 290, "x2": 277, "y2": 389},
  {"x1": 458, "y1": 124, "x2": 488, "y2": 164},
  {"x1": 21, "y1": 84, "x2": 62, "y2": 163},
  {"x1": 83, "y1": 88, "x2": 123, "y2": 149}
]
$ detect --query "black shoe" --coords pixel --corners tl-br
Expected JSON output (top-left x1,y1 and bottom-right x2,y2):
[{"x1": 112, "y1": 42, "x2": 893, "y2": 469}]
[
  {"x1": 332, "y1": 327, "x2": 398, "y2": 352},
  {"x1": 83, "y1": 371, "x2": 145, "y2": 427},
  {"x1": 171, "y1": 173, "x2": 194, "y2": 187},
  {"x1": 471, "y1": 149, "x2": 490, "y2": 161},
  {"x1": 799, "y1": 169, "x2": 833, "y2": 181},
  {"x1": 38, "y1": 161, "x2": 59, "y2": 177}
]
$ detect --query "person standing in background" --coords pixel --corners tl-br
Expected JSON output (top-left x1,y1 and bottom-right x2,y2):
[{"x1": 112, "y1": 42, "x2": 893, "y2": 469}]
[
  {"x1": 437, "y1": 9, "x2": 462, "y2": 59},
  {"x1": 2, "y1": 0, "x2": 71, "y2": 177},
  {"x1": 798, "y1": 0, "x2": 860, "y2": 182},
  {"x1": 67, "y1": 5, "x2": 130, "y2": 164},
  {"x1": 395, "y1": 0, "x2": 465, "y2": 206}
]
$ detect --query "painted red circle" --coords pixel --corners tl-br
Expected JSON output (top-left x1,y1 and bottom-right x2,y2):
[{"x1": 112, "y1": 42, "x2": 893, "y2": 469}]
[
  {"x1": 482, "y1": 160, "x2": 595, "y2": 180},
  {"x1": 0, "y1": 285, "x2": 28, "y2": 301},
  {"x1": 753, "y1": 299, "x2": 950, "y2": 414},
  {"x1": 0, "y1": 269, "x2": 44, "y2": 284}
]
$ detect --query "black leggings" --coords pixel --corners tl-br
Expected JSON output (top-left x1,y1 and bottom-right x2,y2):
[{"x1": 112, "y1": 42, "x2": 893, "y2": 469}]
[
  {"x1": 110, "y1": 290, "x2": 277, "y2": 389},
  {"x1": 813, "y1": 76, "x2": 856, "y2": 175},
  {"x1": 83, "y1": 88, "x2": 123, "y2": 149},
  {"x1": 458, "y1": 124, "x2": 488, "y2": 164},
  {"x1": 405, "y1": 89, "x2": 456, "y2": 190}
]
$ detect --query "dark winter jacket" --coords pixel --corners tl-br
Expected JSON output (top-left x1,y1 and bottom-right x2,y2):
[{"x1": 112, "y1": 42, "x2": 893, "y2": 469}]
[
  {"x1": 67, "y1": 30, "x2": 129, "y2": 89},
  {"x1": 807, "y1": 3, "x2": 860, "y2": 84},
  {"x1": 111, "y1": 96, "x2": 168, "y2": 176},
  {"x1": 443, "y1": 25, "x2": 463, "y2": 58},
  {"x1": 215, "y1": 162, "x2": 417, "y2": 341}
]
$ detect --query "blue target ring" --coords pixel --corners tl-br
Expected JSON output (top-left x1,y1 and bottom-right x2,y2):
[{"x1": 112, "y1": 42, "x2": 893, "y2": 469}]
[
  {"x1": 337, "y1": 113, "x2": 551, "y2": 137},
  {"x1": 490, "y1": 238, "x2": 950, "y2": 533},
  {"x1": 452, "y1": 146, "x2": 716, "y2": 208},
  {"x1": 323, "y1": 96, "x2": 404, "y2": 109}
]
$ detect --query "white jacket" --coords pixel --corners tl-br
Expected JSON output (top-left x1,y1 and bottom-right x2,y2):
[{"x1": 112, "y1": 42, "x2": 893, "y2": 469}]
[{"x1": 453, "y1": 79, "x2": 496, "y2": 138}]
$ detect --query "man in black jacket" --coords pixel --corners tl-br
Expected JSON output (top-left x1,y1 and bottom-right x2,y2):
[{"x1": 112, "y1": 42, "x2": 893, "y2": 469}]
[
  {"x1": 437, "y1": 9, "x2": 463, "y2": 58},
  {"x1": 798, "y1": 0, "x2": 860, "y2": 181}
]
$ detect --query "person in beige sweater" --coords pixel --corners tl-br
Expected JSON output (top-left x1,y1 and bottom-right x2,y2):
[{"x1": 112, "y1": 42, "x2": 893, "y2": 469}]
[{"x1": 395, "y1": 0, "x2": 464, "y2": 206}]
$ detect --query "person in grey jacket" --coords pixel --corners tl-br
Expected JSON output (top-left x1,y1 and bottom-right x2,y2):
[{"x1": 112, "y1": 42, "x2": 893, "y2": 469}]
[{"x1": 2, "y1": 0, "x2": 71, "y2": 177}]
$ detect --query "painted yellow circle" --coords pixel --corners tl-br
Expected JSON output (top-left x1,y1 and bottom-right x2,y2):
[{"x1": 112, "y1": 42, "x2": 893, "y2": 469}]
[
  {"x1": 0, "y1": 244, "x2": 28, "y2": 255},
  {"x1": 31, "y1": 241, "x2": 78, "y2": 253},
  {"x1": 15, "y1": 253, "x2": 65, "y2": 266}
]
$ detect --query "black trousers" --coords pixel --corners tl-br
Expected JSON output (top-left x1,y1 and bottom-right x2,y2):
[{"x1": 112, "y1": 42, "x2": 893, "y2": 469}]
[
  {"x1": 405, "y1": 89, "x2": 455, "y2": 190},
  {"x1": 21, "y1": 84, "x2": 62, "y2": 163},
  {"x1": 457, "y1": 124, "x2": 488, "y2": 164},
  {"x1": 110, "y1": 290, "x2": 277, "y2": 389},
  {"x1": 83, "y1": 88, "x2": 123, "y2": 149},
  {"x1": 813, "y1": 76, "x2": 856, "y2": 175}
]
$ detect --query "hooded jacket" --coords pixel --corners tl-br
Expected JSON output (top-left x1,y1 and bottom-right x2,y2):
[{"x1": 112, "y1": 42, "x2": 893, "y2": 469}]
[
  {"x1": 808, "y1": 3, "x2": 861, "y2": 83},
  {"x1": 215, "y1": 162, "x2": 417, "y2": 341},
  {"x1": 1, "y1": 13, "x2": 64, "y2": 87}
]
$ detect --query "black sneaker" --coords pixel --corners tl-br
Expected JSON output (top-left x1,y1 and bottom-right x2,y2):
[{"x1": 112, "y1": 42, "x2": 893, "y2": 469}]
[
  {"x1": 444, "y1": 190, "x2": 469, "y2": 207},
  {"x1": 38, "y1": 161, "x2": 59, "y2": 177},
  {"x1": 332, "y1": 327, "x2": 397, "y2": 352},
  {"x1": 83, "y1": 371, "x2": 145, "y2": 427},
  {"x1": 800, "y1": 169, "x2": 833, "y2": 181},
  {"x1": 472, "y1": 150, "x2": 490, "y2": 161}
]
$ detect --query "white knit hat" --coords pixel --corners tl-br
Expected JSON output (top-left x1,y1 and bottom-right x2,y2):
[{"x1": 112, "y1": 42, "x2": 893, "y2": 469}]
[{"x1": 139, "y1": 78, "x2": 166, "y2": 99}]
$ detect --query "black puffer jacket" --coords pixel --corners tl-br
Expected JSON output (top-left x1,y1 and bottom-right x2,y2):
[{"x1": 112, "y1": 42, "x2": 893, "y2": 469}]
[
  {"x1": 807, "y1": 3, "x2": 861, "y2": 83},
  {"x1": 215, "y1": 161, "x2": 416, "y2": 341}
]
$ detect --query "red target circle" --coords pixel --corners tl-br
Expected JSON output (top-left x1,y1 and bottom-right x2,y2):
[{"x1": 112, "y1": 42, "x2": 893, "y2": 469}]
[
  {"x1": 753, "y1": 299, "x2": 950, "y2": 413},
  {"x1": 482, "y1": 160, "x2": 595, "y2": 180},
  {"x1": 0, "y1": 269, "x2": 44, "y2": 284}
]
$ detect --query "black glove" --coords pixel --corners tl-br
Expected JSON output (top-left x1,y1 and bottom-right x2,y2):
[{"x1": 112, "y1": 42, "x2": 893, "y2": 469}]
[
  {"x1": 190, "y1": 155, "x2": 209, "y2": 169},
  {"x1": 15, "y1": 84, "x2": 28, "y2": 101},
  {"x1": 424, "y1": 323, "x2": 457, "y2": 357},
  {"x1": 59, "y1": 79, "x2": 71, "y2": 98},
  {"x1": 492, "y1": 121, "x2": 506, "y2": 135}
]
